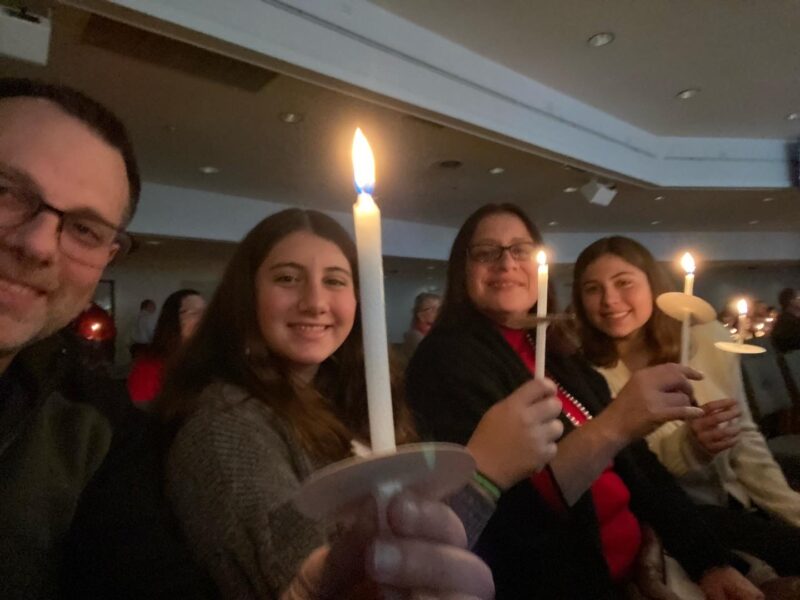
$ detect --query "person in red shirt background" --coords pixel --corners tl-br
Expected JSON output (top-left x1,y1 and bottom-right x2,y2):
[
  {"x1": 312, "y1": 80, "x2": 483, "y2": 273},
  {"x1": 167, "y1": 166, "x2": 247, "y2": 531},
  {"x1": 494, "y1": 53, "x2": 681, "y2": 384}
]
[{"x1": 127, "y1": 289, "x2": 205, "y2": 406}]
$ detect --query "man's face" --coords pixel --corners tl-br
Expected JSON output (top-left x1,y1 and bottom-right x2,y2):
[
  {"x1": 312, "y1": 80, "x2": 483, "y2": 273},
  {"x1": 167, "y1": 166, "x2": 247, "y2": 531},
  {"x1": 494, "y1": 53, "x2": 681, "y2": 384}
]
[{"x1": 0, "y1": 98, "x2": 129, "y2": 357}]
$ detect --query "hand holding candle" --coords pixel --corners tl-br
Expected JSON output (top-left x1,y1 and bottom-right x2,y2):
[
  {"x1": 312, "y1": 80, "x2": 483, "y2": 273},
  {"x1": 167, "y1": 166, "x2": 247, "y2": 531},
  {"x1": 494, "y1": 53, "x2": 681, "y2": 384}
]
[
  {"x1": 352, "y1": 128, "x2": 396, "y2": 453},
  {"x1": 535, "y1": 250, "x2": 548, "y2": 380},
  {"x1": 679, "y1": 252, "x2": 695, "y2": 365}
]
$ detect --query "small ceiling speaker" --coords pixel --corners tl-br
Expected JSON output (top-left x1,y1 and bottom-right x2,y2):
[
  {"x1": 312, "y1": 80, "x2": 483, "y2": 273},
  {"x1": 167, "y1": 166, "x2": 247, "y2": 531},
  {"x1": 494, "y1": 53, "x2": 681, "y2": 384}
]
[
  {"x1": 580, "y1": 180, "x2": 617, "y2": 207},
  {"x1": 0, "y1": 8, "x2": 51, "y2": 66}
]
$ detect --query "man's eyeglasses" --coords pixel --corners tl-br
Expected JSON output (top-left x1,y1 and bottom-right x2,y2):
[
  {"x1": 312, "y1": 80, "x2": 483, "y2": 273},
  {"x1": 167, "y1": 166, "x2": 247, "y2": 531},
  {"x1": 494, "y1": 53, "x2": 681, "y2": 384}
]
[
  {"x1": 467, "y1": 242, "x2": 538, "y2": 264},
  {"x1": 0, "y1": 171, "x2": 131, "y2": 268}
]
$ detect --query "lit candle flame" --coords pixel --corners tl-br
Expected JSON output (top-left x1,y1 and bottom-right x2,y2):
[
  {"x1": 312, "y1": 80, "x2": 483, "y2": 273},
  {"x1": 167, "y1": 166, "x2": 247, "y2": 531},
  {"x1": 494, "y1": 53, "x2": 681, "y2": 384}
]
[
  {"x1": 681, "y1": 252, "x2": 695, "y2": 274},
  {"x1": 737, "y1": 298, "x2": 748, "y2": 316},
  {"x1": 537, "y1": 250, "x2": 547, "y2": 266},
  {"x1": 352, "y1": 128, "x2": 375, "y2": 195},
  {"x1": 90, "y1": 322, "x2": 101, "y2": 332}
]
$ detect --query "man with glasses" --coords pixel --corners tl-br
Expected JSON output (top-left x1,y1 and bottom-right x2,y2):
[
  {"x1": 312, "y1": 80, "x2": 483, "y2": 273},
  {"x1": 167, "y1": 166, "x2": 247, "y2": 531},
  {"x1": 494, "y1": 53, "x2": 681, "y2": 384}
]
[{"x1": 0, "y1": 79, "x2": 212, "y2": 599}]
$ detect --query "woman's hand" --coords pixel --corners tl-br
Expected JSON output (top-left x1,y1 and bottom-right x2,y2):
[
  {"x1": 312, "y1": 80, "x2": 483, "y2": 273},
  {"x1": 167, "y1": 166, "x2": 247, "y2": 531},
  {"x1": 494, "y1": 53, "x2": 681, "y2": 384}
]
[
  {"x1": 699, "y1": 566, "x2": 764, "y2": 600},
  {"x1": 283, "y1": 491, "x2": 495, "y2": 600},
  {"x1": 689, "y1": 398, "x2": 741, "y2": 456},
  {"x1": 602, "y1": 363, "x2": 705, "y2": 445},
  {"x1": 467, "y1": 377, "x2": 564, "y2": 489}
]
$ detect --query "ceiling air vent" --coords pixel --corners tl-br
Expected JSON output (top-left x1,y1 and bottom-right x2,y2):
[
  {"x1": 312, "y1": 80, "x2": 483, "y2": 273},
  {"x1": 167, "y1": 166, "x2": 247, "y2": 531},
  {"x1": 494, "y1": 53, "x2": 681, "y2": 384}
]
[{"x1": 81, "y1": 14, "x2": 277, "y2": 92}]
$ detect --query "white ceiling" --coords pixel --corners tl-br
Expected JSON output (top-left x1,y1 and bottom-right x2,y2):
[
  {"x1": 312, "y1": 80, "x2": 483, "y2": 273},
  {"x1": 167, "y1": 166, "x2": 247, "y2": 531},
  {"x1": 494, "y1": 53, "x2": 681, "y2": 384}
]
[
  {"x1": 0, "y1": 3, "x2": 798, "y2": 235},
  {"x1": 369, "y1": 0, "x2": 800, "y2": 139}
]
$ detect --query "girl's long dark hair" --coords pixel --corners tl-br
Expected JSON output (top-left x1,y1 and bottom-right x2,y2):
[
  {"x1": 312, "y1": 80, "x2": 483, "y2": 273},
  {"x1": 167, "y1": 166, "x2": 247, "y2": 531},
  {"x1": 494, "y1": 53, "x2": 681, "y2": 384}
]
[
  {"x1": 159, "y1": 209, "x2": 415, "y2": 462},
  {"x1": 572, "y1": 236, "x2": 681, "y2": 367},
  {"x1": 437, "y1": 202, "x2": 574, "y2": 355}
]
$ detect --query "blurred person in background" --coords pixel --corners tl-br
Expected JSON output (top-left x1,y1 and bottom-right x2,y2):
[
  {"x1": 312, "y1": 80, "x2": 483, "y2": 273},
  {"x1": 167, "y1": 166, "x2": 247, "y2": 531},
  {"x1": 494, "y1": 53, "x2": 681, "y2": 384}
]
[
  {"x1": 772, "y1": 288, "x2": 800, "y2": 354},
  {"x1": 127, "y1": 289, "x2": 205, "y2": 406},
  {"x1": 128, "y1": 298, "x2": 156, "y2": 359},
  {"x1": 403, "y1": 292, "x2": 441, "y2": 356}
]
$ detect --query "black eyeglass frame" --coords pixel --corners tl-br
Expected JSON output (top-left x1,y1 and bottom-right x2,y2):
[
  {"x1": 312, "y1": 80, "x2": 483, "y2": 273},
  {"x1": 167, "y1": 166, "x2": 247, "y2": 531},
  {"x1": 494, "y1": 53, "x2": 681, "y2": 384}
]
[
  {"x1": 466, "y1": 241, "x2": 539, "y2": 264},
  {"x1": 0, "y1": 166, "x2": 132, "y2": 266}
]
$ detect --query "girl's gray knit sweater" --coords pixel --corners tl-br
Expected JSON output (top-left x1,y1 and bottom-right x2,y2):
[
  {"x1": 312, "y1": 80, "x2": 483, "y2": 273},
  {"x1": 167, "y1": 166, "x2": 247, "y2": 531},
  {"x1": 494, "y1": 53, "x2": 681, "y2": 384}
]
[{"x1": 166, "y1": 382, "x2": 495, "y2": 599}]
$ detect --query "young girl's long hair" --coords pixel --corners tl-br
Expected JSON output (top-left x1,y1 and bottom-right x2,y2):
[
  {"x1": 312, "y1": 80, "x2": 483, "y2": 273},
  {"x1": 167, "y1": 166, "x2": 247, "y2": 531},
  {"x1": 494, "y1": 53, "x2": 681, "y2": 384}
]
[
  {"x1": 159, "y1": 209, "x2": 415, "y2": 462},
  {"x1": 572, "y1": 236, "x2": 681, "y2": 367}
]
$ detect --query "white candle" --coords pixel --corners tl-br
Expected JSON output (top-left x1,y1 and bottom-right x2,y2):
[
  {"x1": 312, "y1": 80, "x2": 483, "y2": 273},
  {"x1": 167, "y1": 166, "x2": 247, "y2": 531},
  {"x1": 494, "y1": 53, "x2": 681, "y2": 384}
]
[
  {"x1": 736, "y1": 298, "x2": 748, "y2": 344},
  {"x1": 535, "y1": 250, "x2": 548, "y2": 380},
  {"x1": 679, "y1": 252, "x2": 695, "y2": 365},
  {"x1": 352, "y1": 129, "x2": 396, "y2": 453},
  {"x1": 681, "y1": 252, "x2": 695, "y2": 296}
]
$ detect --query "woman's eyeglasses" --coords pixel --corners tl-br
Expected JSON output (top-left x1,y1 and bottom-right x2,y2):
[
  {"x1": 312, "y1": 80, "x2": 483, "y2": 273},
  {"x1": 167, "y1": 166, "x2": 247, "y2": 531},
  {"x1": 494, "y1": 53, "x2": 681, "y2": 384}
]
[{"x1": 466, "y1": 242, "x2": 537, "y2": 264}]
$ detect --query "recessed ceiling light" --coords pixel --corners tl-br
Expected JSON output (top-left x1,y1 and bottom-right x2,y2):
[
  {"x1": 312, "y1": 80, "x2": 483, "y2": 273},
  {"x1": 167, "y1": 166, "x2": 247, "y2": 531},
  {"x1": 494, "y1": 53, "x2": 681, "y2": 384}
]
[
  {"x1": 787, "y1": 112, "x2": 800, "y2": 121},
  {"x1": 650, "y1": 220, "x2": 661, "y2": 225},
  {"x1": 654, "y1": 195, "x2": 665, "y2": 201},
  {"x1": 762, "y1": 197, "x2": 774, "y2": 202},
  {"x1": 279, "y1": 112, "x2": 304, "y2": 124},
  {"x1": 199, "y1": 166, "x2": 220, "y2": 174},
  {"x1": 563, "y1": 186, "x2": 578, "y2": 193},
  {"x1": 749, "y1": 220, "x2": 760, "y2": 225},
  {"x1": 587, "y1": 32, "x2": 615, "y2": 47},
  {"x1": 548, "y1": 221, "x2": 559, "y2": 226},
  {"x1": 675, "y1": 88, "x2": 700, "y2": 100},
  {"x1": 488, "y1": 167, "x2": 505, "y2": 175},
  {"x1": 426, "y1": 265, "x2": 436, "y2": 270},
  {"x1": 438, "y1": 160, "x2": 463, "y2": 169}
]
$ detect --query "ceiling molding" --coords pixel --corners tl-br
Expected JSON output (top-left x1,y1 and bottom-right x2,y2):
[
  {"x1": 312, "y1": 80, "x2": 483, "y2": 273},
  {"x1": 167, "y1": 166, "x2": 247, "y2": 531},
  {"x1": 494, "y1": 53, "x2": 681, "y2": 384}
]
[
  {"x1": 130, "y1": 182, "x2": 800, "y2": 263},
  {"x1": 96, "y1": 0, "x2": 792, "y2": 189}
]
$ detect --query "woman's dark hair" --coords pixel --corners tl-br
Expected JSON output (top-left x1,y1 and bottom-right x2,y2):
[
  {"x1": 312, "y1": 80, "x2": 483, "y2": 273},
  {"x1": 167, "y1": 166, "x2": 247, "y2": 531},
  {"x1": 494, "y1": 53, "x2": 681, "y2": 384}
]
[
  {"x1": 778, "y1": 288, "x2": 796, "y2": 311},
  {"x1": 0, "y1": 78, "x2": 140, "y2": 221},
  {"x1": 159, "y1": 208, "x2": 414, "y2": 461},
  {"x1": 149, "y1": 289, "x2": 201, "y2": 361},
  {"x1": 572, "y1": 236, "x2": 680, "y2": 368},
  {"x1": 438, "y1": 202, "x2": 573, "y2": 354}
]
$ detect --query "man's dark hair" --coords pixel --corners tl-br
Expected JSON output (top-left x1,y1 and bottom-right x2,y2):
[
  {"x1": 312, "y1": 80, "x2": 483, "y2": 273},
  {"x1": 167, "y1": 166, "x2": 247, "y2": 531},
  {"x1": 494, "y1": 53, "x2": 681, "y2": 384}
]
[{"x1": 0, "y1": 78, "x2": 141, "y2": 222}]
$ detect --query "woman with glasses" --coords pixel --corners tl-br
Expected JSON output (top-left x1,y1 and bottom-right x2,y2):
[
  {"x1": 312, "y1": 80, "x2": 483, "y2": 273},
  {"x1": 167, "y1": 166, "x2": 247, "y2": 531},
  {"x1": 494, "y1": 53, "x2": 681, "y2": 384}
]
[
  {"x1": 127, "y1": 289, "x2": 206, "y2": 406},
  {"x1": 405, "y1": 203, "x2": 762, "y2": 599}
]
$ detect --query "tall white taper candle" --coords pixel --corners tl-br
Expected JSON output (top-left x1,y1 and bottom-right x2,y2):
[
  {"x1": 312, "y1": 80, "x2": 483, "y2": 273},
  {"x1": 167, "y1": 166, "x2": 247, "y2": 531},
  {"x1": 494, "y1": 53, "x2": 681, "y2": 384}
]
[
  {"x1": 535, "y1": 251, "x2": 548, "y2": 380},
  {"x1": 352, "y1": 129, "x2": 396, "y2": 453},
  {"x1": 679, "y1": 253, "x2": 695, "y2": 366}
]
